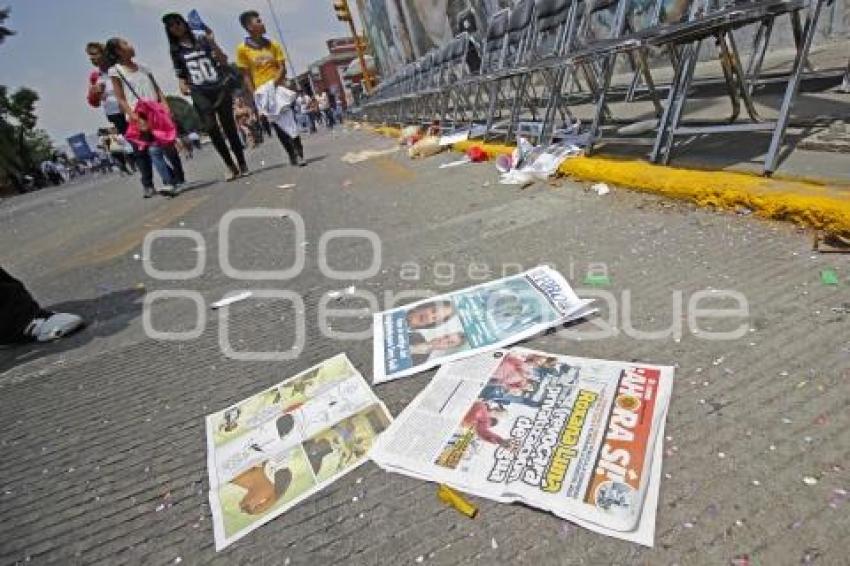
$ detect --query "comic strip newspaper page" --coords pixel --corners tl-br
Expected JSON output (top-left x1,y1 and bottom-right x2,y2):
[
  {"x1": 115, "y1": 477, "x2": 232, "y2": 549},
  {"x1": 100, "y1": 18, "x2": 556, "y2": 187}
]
[
  {"x1": 372, "y1": 266, "x2": 593, "y2": 384},
  {"x1": 370, "y1": 348, "x2": 674, "y2": 546},
  {"x1": 205, "y1": 354, "x2": 392, "y2": 550}
]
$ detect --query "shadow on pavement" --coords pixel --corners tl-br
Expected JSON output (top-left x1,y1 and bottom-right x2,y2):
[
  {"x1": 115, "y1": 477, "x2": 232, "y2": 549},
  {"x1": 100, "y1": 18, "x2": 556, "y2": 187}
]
[
  {"x1": 171, "y1": 179, "x2": 217, "y2": 196},
  {"x1": 247, "y1": 162, "x2": 286, "y2": 175},
  {"x1": 304, "y1": 154, "x2": 328, "y2": 165},
  {"x1": 0, "y1": 287, "x2": 145, "y2": 373}
]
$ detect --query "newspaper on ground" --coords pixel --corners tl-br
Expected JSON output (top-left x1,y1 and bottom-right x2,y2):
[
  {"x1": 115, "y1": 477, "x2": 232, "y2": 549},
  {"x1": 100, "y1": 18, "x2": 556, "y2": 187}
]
[
  {"x1": 438, "y1": 125, "x2": 487, "y2": 146},
  {"x1": 370, "y1": 348, "x2": 674, "y2": 546},
  {"x1": 205, "y1": 354, "x2": 391, "y2": 550},
  {"x1": 499, "y1": 143, "x2": 582, "y2": 185},
  {"x1": 372, "y1": 265, "x2": 593, "y2": 384},
  {"x1": 438, "y1": 130, "x2": 471, "y2": 146}
]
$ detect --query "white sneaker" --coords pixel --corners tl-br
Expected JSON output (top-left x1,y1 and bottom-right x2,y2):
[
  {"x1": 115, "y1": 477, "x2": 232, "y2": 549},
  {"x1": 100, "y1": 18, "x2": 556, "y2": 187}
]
[
  {"x1": 23, "y1": 312, "x2": 85, "y2": 342},
  {"x1": 158, "y1": 185, "x2": 176, "y2": 196}
]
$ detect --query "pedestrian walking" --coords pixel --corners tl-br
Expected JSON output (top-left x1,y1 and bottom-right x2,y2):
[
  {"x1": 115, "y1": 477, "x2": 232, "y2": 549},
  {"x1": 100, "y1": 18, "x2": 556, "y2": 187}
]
[
  {"x1": 235, "y1": 10, "x2": 306, "y2": 167},
  {"x1": 106, "y1": 37, "x2": 186, "y2": 198},
  {"x1": 101, "y1": 127, "x2": 133, "y2": 174},
  {"x1": 334, "y1": 97, "x2": 344, "y2": 125},
  {"x1": 40, "y1": 159, "x2": 63, "y2": 186},
  {"x1": 308, "y1": 95, "x2": 322, "y2": 129},
  {"x1": 85, "y1": 42, "x2": 128, "y2": 134},
  {"x1": 233, "y1": 96, "x2": 258, "y2": 148},
  {"x1": 0, "y1": 267, "x2": 84, "y2": 346},
  {"x1": 296, "y1": 91, "x2": 316, "y2": 133},
  {"x1": 188, "y1": 131, "x2": 202, "y2": 149},
  {"x1": 318, "y1": 90, "x2": 334, "y2": 129},
  {"x1": 163, "y1": 12, "x2": 248, "y2": 181}
]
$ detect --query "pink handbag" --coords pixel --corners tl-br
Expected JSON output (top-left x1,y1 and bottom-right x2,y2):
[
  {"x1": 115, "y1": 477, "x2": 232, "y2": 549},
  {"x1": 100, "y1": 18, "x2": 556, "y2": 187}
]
[
  {"x1": 124, "y1": 99, "x2": 177, "y2": 150},
  {"x1": 115, "y1": 67, "x2": 177, "y2": 149}
]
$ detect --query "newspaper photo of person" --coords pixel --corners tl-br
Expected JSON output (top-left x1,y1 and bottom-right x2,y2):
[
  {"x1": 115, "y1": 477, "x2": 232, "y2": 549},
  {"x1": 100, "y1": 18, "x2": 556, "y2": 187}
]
[
  {"x1": 371, "y1": 348, "x2": 675, "y2": 546},
  {"x1": 373, "y1": 266, "x2": 592, "y2": 383}
]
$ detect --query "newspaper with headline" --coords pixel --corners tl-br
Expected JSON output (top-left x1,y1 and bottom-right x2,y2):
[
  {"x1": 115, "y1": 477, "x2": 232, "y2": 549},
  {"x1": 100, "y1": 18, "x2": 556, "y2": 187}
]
[{"x1": 370, "y1": 348, "x2": 674, "y2": 546}]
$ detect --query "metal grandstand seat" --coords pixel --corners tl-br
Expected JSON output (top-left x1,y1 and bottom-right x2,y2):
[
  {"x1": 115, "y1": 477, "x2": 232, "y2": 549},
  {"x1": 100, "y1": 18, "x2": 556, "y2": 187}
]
[
  {"x1": 503, "y1": 0, "x2": 581, "y2": 141},
  {"x1": 435, "y1": 33, "x2": 475, "y2": 131},
  {"x1": 474, "y1": 0, "x2": 539, "y2": 140},
  {"x1": 459, "y1": 8, "x2": 514, "y2": 137},
  {"x1": 647, "y1": 0, "x2": 830, "y2": 175}
]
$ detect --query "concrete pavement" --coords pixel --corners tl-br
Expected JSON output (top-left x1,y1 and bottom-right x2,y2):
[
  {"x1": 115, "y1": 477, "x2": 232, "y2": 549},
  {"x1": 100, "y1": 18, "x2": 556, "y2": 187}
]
[{"x1": 0, "y1": 128, "x2": 848, "y2": 565}]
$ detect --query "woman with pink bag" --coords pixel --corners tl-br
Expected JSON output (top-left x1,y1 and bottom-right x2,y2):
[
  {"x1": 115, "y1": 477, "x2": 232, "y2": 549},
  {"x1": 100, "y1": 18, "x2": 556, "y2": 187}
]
[{"x1": 106, "y1": 37, "x2": 186, "y2": 198}]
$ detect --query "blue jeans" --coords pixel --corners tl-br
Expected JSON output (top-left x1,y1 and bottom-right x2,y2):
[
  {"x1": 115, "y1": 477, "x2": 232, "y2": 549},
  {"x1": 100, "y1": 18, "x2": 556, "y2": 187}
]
[{"x1": 148, "y1": 144, "x2": 184, "y2": 186}]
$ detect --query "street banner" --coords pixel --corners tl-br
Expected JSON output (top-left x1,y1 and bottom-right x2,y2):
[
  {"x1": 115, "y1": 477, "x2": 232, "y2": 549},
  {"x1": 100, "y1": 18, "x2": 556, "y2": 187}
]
[
  {"x1": 370, "y1": 348, "x2": 674, "y2": 546},
  {"x1": 66, "y1": 133, "x2": 95, "y2": 161},
  {"x1": 205, "y1": 354, "x2": 392, "y2": 550},
  {"x1": 372, "y1": 265, "x2": 592, "y2": 383}
]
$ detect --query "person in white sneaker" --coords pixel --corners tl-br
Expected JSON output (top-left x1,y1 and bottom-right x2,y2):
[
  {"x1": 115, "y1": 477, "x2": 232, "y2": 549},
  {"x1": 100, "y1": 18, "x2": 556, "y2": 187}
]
[{"x1": 0, "y1": 267, "x2": 85, "y2": 346}]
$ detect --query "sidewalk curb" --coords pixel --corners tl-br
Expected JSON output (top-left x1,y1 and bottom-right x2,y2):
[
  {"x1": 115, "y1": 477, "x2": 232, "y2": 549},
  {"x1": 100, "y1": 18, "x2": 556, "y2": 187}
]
[{"x1": 365, "y1": 125, "x2": 850, "y2": 235}]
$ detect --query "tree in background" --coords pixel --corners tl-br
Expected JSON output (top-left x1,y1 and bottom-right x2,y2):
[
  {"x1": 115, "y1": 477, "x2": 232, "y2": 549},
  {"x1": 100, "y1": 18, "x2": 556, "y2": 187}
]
[
  {"x1": 0, "y1": 8, "x2": 54, "y2": 194},
  {"x1": 0, "y1": 7, "x2": 14, "y2": 44}
]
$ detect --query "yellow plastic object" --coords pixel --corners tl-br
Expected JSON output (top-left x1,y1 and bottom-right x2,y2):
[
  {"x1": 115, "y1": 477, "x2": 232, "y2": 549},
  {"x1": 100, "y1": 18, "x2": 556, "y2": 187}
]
[{"x1": 437, "y1": 484, "x2": 478, "y2": 518}]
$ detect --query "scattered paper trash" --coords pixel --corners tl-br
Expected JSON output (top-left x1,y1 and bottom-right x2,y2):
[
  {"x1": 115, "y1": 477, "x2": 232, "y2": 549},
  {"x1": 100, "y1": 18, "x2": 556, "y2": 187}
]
[
  {"x1": 439, "y1": 157, "x2": 472, "y2": 169},
  {"x1": 802, "y1": 476, "x2": 818, "y2": 486},
  {"x1": 408, "y1": 136, "x2": 444, "y2": 159},
  {"x1": 437, "y1": 484, "x2": 478, "y2": 518},
  {"x1": 499, "y1": 143, "x2": 581, "y2": 185},
  {"x1": 400, "y1": 125, "x2": 423, "y2": 146},
  {"x1": 438, "y1": 129, "x2": 471, "y2": 146},
  {"x1": 820, "y1": 269, "x2": 839, "y2": 286},
  {"x1": 371, "y1": 265, "x2": 592, "y2": 383},
  {"x1": 617, "y1": 118, "x2": 659, "y2": 136},
  {"x1": 828, "y1": 488, "x2": 848, "y2": 508},
  {"x1": 341, "y1": 147, "x2": 398, "y2": 164},
  {"x1": 370, "y1": 347, "x2": 673, "y2": 547},
  {"x1": 345, "y1": 286, "x2": 356, "y2": 295},
  {"x1": 495, "y1": 154, "x2": 513, "y2": 174},
  {"x1": 513, "y1": 136, "x2": 534, "y2": 168},
  {"x1": 204, "y1": 355, "x2": 391, "y2": 550},
  {"x1": 277, "y1": 183, "x2": 296, "y2": 189},
  {"x1": 211, "y1": 291, "x2": 252, "y2": 309},
  {"x1": 465, "y1": 146, "x2": 488, "y2": 163},
  {"x1": 830, "y1": 303, "x2": 850, "y2": 314},
  {"x1": 584, "y1": 274, "x2": 611, "y2": 287},
  {"x1": 590, "y1": 183, "x2": 611, "y2": 196}
]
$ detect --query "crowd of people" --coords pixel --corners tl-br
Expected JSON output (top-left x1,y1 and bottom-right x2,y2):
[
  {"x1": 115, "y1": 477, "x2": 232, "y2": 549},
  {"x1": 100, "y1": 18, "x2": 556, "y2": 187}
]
[
  {"x1": 1, "y1": 8, "x2": 351, "y2": 349},
  {"x1": 84, "y1": 9, "x2": 332, "y2": 199}
]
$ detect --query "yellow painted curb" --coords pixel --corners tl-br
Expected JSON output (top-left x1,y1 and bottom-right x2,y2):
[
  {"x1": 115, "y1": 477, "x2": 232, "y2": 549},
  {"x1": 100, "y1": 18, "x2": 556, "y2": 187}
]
[{"x1": 361, "y1": 124, "x2": 850, "y2": 235}]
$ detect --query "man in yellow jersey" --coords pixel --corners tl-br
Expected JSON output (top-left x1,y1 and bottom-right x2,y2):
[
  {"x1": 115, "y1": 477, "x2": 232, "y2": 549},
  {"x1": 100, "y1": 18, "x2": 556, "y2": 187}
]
[{"x1": 235, "y1": 10, "x2": 306, "y2": 166}]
